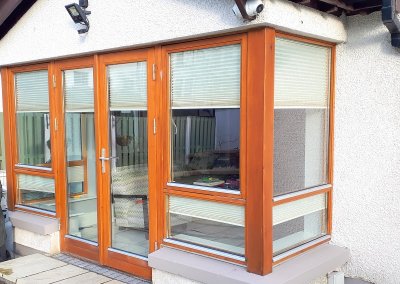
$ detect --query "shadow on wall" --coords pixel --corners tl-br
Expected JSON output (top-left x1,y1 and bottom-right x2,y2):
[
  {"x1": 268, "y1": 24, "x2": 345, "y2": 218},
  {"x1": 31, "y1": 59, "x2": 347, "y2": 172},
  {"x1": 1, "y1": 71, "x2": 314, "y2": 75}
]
[
  {"x1": 170, "y1": 0, "x2": 245, "y2": 27},
  {"x1": 345, "y1": 277, "x2": 374, "y2": 284}
]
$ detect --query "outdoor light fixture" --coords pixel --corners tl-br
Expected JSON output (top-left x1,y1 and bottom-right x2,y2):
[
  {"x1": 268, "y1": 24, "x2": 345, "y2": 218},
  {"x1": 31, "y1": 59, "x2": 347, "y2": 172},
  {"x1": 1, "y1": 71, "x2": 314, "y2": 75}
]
[{"x1": 65, "y1": 0, "x2": 91, "y2": 34}]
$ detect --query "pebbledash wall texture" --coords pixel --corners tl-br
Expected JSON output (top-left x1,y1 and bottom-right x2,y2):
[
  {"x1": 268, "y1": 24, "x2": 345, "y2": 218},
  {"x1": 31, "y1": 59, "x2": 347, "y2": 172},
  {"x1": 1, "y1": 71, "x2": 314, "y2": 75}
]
[
  {"x1": 334, "y1": 12, "x2": 400, "y2": 284},
  {"x1": 0, "y1": 0, "x2": 345, "y2": 66},
  {"x1": 0, "y1": 0, "x2": 399, "y2": 284}
]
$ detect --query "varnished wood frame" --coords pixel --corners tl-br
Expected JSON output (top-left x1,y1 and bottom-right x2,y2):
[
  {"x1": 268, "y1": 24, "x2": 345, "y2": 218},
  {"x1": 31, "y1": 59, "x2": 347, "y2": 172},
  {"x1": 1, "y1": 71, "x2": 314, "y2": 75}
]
[
  {"x1": 97, "y1": 48, "x2": 156, "y2": 280},
  {"x1": 270, "y1": 32, "x2": 336, "y2": 265},
  {"x1": 54, "y1": 56, "x2": 100, "y2": 262},
  {"x1": 0, "y1": 27, "x2": 337, "y2": 279},
  {"x1": 160, "y1": 34, "x2": 248, "y2": 201},
  {"x1": 2, "y1": 62, "x2": 59, "y2": 215},
  {"x1": 158, "y1": 33, "x2": 252, "y2": 268},
  {"x1": 245, "y1": 28, "x2": 275, "y2": 275}
]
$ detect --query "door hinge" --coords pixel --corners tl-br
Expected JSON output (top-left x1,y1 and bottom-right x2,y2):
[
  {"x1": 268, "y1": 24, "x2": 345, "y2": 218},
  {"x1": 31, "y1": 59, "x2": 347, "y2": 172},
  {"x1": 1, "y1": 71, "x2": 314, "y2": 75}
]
[
  {"x1": 54, "y1": 118, "x2": 58, "y2": 131},
  {"x1": 152, "y1": 64, "x2": 156, "y2": 81},
  {"x1": 153, "y1": 118, "x2": 157, "y2": 134},
  {"x1": 52, "y1": 75, "x2": 56, "y2": 88}
]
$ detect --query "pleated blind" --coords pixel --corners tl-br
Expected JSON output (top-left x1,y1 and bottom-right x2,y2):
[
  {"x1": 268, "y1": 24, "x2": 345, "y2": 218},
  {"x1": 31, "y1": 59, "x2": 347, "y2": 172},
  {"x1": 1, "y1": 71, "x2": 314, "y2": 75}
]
[
  {"x1": 17, "y1": 174, "x2": 55, "y2": 194},
  {"x1": 170, "y1": 44, "x2": 241, "y2": 109},
  {"x1": 15, "y1": 70, "x2": 49, "y2": 113},
  {"x1": 169, "y1": 196, "x2": 244, "y2": 227},
  {"x1": 108, "y1": 62, "x2": 147, "y2": 111},
  {"x1": 275, "y1": 38, "x2": 331, "y2": 108},
  {"x1": 64, "y1": 68, "x2": 94, "y2": 112},
  {"x1": 273, "y1": 193, "x2": 327, "y2": 226},
  {"x1": 67, "y1": 165, "x2": 85, "y2": 183}
]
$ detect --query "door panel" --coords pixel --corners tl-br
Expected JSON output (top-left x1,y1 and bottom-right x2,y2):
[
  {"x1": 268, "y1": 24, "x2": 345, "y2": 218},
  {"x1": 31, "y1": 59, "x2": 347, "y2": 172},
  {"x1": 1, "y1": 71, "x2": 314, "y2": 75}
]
[
  {"x1": 56, "y1": 58, "x2": 101, "y2": 262},
  {"x1": 107, "y1": 61, "x2": 149, "y2": 256},
  {"x1": 63, "y1": 68, "x2": 99, "y2": 243},
  {"x1": 98, "y1": 49, "x2": 156, "y2": 279},
  {"x1": 57, "y1": 50, "x2": 156, "y2": 278}
]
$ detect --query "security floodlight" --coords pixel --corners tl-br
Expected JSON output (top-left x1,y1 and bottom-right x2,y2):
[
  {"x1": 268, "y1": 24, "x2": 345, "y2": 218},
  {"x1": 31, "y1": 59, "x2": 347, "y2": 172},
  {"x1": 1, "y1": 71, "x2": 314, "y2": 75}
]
[{"x1": 65, "y1": 1, "x2": 91, "y2": 34}]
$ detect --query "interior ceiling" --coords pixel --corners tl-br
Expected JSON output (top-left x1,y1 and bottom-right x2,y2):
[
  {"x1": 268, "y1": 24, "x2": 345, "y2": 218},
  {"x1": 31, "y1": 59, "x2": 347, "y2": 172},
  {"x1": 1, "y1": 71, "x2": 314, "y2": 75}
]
[{"x1": 288, "y1": 0, "x2": 382, "y2": 16}]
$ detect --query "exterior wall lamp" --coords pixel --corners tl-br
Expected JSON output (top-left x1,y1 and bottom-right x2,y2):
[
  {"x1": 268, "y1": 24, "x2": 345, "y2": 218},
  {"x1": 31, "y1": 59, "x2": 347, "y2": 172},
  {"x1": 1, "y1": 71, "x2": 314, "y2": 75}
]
[{"x1": 65, "y1": 0, "x2": 91, "y2": 34}]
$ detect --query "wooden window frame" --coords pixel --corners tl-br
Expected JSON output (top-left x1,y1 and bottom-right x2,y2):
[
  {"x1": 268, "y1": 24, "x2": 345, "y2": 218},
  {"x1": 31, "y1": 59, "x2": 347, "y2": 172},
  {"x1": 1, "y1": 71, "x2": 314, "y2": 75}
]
[
  {"x1": 2, "y1": 62, "x2": 58, "y2": 215},
  {"x1": 160, "y1": 34, "x2": 248, "y2": 200},
  {"x1": 0, "y1": 27, "x2": 336, "y2": 278},
  {"x1": 269, "y1": 32, "x2": 336, "y2": 266},
  {"x1": 158, "y1": 34, "x2": 250, "y2": 266}
]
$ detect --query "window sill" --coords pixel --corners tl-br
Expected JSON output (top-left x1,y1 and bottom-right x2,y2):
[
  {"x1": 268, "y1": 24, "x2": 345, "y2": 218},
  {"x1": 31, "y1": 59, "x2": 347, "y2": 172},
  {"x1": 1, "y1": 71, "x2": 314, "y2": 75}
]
[
  {"x1": 9, "y1": 211, "x2": 59, "y2": 235},
  {"x1": 148, "y1": 243, "x2": 349, "y2": 284}
]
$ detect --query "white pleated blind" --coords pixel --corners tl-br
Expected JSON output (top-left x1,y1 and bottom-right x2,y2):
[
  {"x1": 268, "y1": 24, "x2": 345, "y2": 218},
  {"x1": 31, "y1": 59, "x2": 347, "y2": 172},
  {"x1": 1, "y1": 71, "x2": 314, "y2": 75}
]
[
  {"x1": 17, "y1": 174, "x2": 55, "y2": 193},
  {"x1": 273, "y1": 193, "x2": 327, "y2": 226},
  {"x1": 170, "y1": 44, "x2": 241, "y2": 109},
  {"x1": 169, "y1": 196, "x2": 244, "y2": 227},
  {"x1": 275, "y1": 38, "x2": 331, "y2": 108},
  {"x1": 108, "y1": 62, "x2": 147, "y2": 111},
  {"x1": 67, "y1": 165, "x2": 85, "y2": 183},
  {"x1": 64, "y1": 68, "x2": 94, "y2": 112},
  {"x1": 15, "y1": 70, "x2": 49, "y2": 112}
]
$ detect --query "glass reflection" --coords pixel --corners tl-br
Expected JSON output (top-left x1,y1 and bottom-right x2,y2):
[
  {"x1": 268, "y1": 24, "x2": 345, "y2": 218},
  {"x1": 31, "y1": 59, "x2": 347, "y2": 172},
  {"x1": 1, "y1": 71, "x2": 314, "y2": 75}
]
[{"x1": 171, "y1": 108, "x2": 240, "y2": 192}]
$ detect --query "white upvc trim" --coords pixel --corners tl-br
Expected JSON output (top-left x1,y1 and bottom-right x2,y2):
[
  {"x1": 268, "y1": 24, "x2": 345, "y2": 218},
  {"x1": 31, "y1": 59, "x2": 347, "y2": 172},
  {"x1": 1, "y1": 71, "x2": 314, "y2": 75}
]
[
  {"x1": 272, "y1": 235, "x2": 331, "y2": 263},
  {"x1": 167, "y1": 182, "x2": 241, "y2": 195},
  {"x1": 65, "y1": 234, "x2": 98, "y2": 246},
  {"x1": 108, "y1": 247, "x2": 148, "y2": 261},
  {"x1": 163, "y1": 238, "x2": 245, "y2": 263},
  {"x1": 15, "y1": 164, "x2": 53, "y2": 171},
  {"x1": 273, "y1": 184, "x2": 331, "y2": 203},
  {"x1": 15, "y1": 205, "x2": 56, "y2": 216}
]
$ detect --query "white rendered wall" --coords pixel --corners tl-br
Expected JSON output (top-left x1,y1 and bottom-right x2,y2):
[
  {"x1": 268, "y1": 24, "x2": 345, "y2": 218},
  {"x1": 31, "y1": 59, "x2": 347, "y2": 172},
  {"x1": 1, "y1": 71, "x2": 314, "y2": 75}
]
[
  {"x1": 0, "y1": 0, "x2": 345, "y2": 67},
  {"x1": 333, "y1": 12, "x2": 400, "y2": 284}
]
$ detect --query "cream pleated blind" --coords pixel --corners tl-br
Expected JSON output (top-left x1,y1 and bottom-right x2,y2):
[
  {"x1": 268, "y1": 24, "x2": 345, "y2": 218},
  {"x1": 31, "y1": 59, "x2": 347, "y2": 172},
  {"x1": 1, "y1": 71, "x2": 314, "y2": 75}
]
[
  {"x1": 274, "y1": 38, "x2": 331, "y2": 108},
  {"x1": 15, "y1": 70, "x2": 49, "y2": 112},
  {"x1": 64, "y1": 68, "x2": 94, "y2": 112},
  {"x1": 108, "y1": 62, "x2": 147, "y2": 111},
  {"x1": 17, "y1": 174, "x2": 55, "y2": 193},
  {"x1": 170, "y1": 44, "x2": 241, "y2": 109},
  {"x1": 67, "y1": 165, "x2": 85, "y2": 183},
  {"x1": 169, "y1": 196, "x2": 244, "y2": 227},
  {"x1": 273, "y1": 193, "x2": 327, "y2": 226}
]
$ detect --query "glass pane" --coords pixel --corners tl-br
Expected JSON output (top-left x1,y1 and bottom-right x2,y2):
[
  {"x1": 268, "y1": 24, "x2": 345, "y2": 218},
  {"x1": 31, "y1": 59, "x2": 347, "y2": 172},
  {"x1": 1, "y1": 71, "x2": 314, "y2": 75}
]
[
  {"x1": 274, "y1": 39, "x2": 331, "y2": 196},
  {"x1": 63, "y1": 68, "x2": 98, "y2": 242},
  {"x1": 167, "y1": 196, "x2": 244, "y2": 256},
  {"x1": 15, "y1": 70, "x2": 51, "y2": 168},
  {"x1": 273, "y1": 193, "x2": 328, "y2": 256},
  {"x1": 17, "y1": 174, "x2": 55, "y2": 212},
  {"x1": 108, "y1": 62, "x2": 149, "y2": 257},
  {"x1": 170, "y1": 44, "x2": 241, "y2": 192}
]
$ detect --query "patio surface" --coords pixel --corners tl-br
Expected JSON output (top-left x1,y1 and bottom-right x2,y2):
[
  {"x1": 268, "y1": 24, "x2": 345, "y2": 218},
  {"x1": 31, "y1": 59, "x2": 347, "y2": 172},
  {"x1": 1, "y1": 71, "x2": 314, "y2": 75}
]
[{"x1": 0, "y1": 253, "x2": 149, "y2": 284}]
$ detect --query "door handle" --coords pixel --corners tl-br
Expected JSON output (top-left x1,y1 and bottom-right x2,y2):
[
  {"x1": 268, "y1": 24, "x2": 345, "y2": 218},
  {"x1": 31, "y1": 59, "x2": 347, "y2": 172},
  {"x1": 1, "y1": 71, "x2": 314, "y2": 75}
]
[{"x1": 100, "y1": 148, "x2": 119, "y2": 173}]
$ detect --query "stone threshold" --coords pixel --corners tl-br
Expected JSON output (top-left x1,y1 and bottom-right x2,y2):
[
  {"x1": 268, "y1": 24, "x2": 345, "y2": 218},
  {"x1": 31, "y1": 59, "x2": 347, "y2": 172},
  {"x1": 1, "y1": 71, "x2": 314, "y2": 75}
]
[{"x1": 0, "y1": 253, "x2": 149, "y2": 284}]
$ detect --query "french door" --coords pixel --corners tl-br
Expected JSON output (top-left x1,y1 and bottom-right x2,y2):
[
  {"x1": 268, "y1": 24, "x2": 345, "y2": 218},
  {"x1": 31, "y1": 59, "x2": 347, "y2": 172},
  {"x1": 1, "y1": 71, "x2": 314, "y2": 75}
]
[{"x1": 56, "y1": 49, "x2": 156, "y2": 279}]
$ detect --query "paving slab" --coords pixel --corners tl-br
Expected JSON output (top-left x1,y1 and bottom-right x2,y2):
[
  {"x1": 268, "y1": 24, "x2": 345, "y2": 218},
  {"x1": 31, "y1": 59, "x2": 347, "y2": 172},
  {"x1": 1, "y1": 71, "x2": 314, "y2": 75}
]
[
  {"x1": 0, "y1": 254, "x2": 67, "y2": 283},
  {"x1": 54, "y1": 271, "x2": 112, "y2": 284},
  {"x1": 17, "y1": 264, "x2": 87, "y2": 284},
  {"x1": 0, "y1": 253, "x2": 150, "y2": 284}
]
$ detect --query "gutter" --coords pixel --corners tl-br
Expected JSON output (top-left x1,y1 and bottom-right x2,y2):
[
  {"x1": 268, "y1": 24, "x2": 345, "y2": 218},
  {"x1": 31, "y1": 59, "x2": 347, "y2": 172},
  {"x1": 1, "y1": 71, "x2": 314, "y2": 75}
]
[{"x1": 382, "y1": 0, "x2": 400, "y2": 47}]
